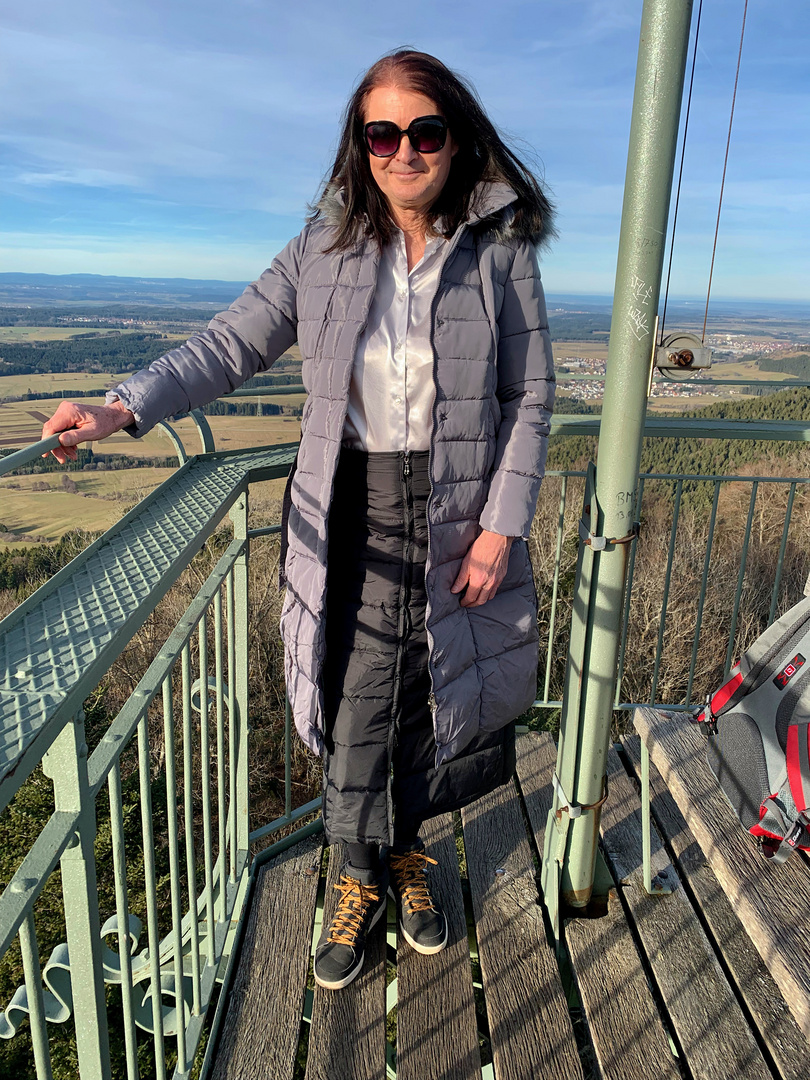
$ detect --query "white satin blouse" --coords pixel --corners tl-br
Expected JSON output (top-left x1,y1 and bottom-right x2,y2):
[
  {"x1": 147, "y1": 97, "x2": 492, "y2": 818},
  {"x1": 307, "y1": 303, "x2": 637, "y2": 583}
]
[{"x1": 342, "y1": 229, "x2": 449, "y2": 452}]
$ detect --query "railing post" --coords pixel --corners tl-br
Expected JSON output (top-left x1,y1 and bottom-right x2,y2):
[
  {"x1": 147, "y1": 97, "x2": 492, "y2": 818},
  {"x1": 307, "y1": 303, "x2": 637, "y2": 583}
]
[
  {"x1": 542, "y1": 0, "x2": 695, "y2": 917},
  {"x1": 42, "y1": 711, "x2": 111, "y2": 1079},
  {"x1": 229, "y1": 490, "x2": 251, "y2": 858}
]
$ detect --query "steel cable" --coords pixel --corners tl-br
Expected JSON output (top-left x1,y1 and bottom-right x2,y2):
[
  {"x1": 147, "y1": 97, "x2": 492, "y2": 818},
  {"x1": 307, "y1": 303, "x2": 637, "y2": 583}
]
[{"x1": 703, "y1": 0, "x2": 750, "y2": 343}]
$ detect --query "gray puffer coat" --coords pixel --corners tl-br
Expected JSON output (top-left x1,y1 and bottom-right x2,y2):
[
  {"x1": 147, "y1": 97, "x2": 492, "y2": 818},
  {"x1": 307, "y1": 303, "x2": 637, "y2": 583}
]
[{"x1": 110, "y1": 180, "x2": 555, "y2": 770}]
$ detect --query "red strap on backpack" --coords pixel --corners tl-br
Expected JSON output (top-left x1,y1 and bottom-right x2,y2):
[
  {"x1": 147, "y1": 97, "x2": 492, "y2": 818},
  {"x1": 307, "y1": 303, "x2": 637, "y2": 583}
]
[
  {"x1": 786, "y1": 723, "x2": 810, "y2": 816},
  {"x1": 693, "y1": 669, "x2": 744, "y2": 727}
]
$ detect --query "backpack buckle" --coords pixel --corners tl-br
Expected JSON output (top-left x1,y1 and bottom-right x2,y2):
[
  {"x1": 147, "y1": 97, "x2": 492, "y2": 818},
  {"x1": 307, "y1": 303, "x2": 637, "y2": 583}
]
[{"x1": 696, "y1": 694, "x2": 718, "y2": 737}]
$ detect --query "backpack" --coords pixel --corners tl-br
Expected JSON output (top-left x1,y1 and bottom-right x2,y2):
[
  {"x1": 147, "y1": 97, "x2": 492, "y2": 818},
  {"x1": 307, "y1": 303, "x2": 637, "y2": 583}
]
[{"x1": 692, "y1": 594, "x2": 810, "y2": 863}]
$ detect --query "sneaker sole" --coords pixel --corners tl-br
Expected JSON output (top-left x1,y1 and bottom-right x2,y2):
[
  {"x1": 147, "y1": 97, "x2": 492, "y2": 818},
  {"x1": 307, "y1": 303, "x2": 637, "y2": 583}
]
[
  {"x1": 313, "y1": 898, "x2": 387, "y2": 990},
  {"x1": 388, "y1": 887, "x2": 449, "y2": 955}
]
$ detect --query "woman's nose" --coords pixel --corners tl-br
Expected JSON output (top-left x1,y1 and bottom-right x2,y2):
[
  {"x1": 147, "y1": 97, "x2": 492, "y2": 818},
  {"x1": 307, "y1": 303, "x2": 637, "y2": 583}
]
[{"x1": 394, "y1": 134, "x2": 420, "y2": 164}]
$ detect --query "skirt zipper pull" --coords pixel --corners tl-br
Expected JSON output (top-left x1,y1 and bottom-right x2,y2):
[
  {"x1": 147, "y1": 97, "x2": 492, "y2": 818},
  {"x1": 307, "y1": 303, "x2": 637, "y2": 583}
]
[{"x1": 403, "y1": 451, "x2": 412, "y2": 478}]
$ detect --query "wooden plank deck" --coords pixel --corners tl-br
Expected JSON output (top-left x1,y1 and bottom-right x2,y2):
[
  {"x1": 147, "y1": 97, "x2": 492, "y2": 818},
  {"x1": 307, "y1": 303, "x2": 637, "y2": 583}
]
[
  {"x1": 622, "y1": 733, "x2": 809, "y2": 1080},
  {"x1": 517, "y1": 733, "x2": 682, "y2": 1080},
  {"x1": 395, "y1": 813, "x2": 482, "y2": 1080},
  {"x1": 461, "y1": 778, "x2": 583, "y2": 1080},
  {"x1": 207, "y1": 729, "x2": 810, "y2": 1080},
  {"x1": 210, "y1": 833, "x2": 323, "y2": 1080}
]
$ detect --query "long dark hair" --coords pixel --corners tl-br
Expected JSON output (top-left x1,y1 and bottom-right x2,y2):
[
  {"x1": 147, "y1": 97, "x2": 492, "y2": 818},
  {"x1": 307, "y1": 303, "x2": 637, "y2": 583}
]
[{"x1": 308, "y1": 49, "x2": 555, "y2": 251}]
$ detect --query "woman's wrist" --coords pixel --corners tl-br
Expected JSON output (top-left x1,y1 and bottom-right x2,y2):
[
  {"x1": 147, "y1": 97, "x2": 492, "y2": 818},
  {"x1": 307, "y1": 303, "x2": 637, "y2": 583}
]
[{"x1": 106, "y1": 398, "x2": 136, "y2": 430}]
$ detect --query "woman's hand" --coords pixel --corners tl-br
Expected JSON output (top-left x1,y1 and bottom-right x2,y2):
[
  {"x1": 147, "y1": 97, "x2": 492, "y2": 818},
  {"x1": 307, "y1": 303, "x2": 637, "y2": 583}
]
[
  {"x1": 451, "y1": 529, "x2": 514, "y2": 608},
  {"x1": 41, "y1": 400, "x2": 136, "y2": 464}
]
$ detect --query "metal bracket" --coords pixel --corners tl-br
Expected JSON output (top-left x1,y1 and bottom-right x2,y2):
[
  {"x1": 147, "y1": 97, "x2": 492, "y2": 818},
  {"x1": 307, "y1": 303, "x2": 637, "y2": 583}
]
[
  {"x1": 552, "y1": 771, "x2": 609, "y2": 822},
  {"x1": 578, "y1": 518, "x2": 639, "y2": 551}
]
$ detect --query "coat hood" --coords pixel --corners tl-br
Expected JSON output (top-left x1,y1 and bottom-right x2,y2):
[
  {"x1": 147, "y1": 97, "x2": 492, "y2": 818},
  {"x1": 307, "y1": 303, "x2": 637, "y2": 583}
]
[{"x1": 313, "y1": 179, "x2": 555, "y2": 249}]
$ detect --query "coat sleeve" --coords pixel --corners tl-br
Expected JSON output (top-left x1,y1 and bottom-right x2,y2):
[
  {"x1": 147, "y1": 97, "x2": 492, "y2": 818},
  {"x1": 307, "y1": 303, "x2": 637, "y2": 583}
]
[
  {"x1": 478, "y1": 239, "x2": 556, "y2": 540},
  {"x1": 106, "y1": 225, "x2": 310, "y2": 436}
]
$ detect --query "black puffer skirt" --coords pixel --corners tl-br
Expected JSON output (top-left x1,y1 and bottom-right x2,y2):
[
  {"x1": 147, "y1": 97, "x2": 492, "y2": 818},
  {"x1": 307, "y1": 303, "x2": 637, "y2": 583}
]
[{"x1": 321, "y1": 447, "x2": 516, "y2": 846}]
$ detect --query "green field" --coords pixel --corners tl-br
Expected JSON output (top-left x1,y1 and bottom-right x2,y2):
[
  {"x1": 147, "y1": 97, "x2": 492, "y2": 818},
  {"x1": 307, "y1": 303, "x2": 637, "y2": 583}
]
[
  {"x1": 0, "y1": 467, "x2": 177, "y2": 542},
  {"x1": 0, "y1": 327, "x2": 158, "y2": 343},
  {"x1": 0, "y1": 467, "x2": 287, "y2": 547},
  {"x1": 0, "y1": 371, "x2": 133, "y2": 398}
]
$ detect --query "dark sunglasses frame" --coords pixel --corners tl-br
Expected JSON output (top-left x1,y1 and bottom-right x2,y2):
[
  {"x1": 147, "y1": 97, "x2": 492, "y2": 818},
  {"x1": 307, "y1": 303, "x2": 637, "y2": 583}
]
[{"x1": 363, "y1": 114, "x2": 449, "y2": 158}]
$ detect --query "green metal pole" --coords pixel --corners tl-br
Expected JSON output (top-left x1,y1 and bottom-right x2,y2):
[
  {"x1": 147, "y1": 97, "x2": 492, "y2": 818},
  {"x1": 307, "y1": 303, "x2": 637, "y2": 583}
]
[
  {"x1": 43, "y1": 712, "x2": 112, "y2": 1079},
  {"x1": 230, "y1": 490, "x2": 251, "y2": 859},
  {"x1": 552, "y1": 0, "x2": 694, "y2": 910}
]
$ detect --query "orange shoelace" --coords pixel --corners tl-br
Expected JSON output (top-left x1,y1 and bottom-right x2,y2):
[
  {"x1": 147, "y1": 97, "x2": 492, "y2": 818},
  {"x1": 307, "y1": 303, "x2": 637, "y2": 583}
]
[
  {"x1": 388, "y1": 850, "x2": 438, "y2": 912},
  {"x1": 326, "y1": 874, "x2": 381, "y2": 946}
]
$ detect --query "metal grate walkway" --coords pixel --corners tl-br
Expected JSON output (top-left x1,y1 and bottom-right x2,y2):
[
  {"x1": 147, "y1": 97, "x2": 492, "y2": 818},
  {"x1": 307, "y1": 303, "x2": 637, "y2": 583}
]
[{"x1": 0, "y1": 443, "x2": 297, "y2": 803}]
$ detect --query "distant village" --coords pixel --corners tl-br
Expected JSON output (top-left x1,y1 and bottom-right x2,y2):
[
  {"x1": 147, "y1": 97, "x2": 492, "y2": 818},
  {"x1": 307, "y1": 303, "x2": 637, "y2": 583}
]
[{"x1": 557, "y1": 332, "x2": 810, "y2": 403}]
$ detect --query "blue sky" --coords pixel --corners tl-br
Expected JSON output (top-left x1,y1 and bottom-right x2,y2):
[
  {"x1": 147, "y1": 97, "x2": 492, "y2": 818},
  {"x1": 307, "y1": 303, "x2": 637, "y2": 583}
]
[{"x1": 2, "y1": 0, "x2": 808, "y2": 300}]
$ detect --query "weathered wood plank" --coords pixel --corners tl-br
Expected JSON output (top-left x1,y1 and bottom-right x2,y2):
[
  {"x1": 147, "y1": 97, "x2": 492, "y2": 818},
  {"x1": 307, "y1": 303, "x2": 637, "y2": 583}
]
[
  {"x1": 601, "y1": 744, "x2": 772, "y2": 1080},
  {"x1": 623, "y1": 733, "x2": 810, "y2": 1080},
  {"x1": 635, "y1": 707, "x2": 810, "y2": 1043},
  {"x1": 210, "y1": 833, "x2": 323, "y2": 1080},
  {"x1": 462, "y1": 777, "x2": 583, "y2": 1080},
  {"x1": 304, "y1": 842, "x2": 388, "y2": 1080},
  {"x1": 517, "y1": 732, "x2": 679, "y2": 1080},
  {"x1": 395, "y1": 812, "x2": 482, "y2": 1080},
  {"x1": 514, "y1": 730, "x2": 557, "y2": 855},
  {"x1": 566, "y1": 889, "x2": 681, "y2": 1080}
]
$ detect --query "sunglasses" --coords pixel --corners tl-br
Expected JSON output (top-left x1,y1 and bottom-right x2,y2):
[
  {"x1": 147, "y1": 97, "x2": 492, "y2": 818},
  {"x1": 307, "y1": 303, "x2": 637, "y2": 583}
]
[{"x1": 363, "y1": 114, "x2": 448, "y2": 158}]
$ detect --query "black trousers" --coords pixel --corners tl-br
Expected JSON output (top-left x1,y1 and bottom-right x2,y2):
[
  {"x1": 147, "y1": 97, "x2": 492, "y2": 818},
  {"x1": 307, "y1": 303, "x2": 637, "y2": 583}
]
[
  {"x1": 322, "y1": 448, "x2": 433, "y2": 846},
  {"x1": 321, "y1": 447, "x2": 516, "y2": 846}
]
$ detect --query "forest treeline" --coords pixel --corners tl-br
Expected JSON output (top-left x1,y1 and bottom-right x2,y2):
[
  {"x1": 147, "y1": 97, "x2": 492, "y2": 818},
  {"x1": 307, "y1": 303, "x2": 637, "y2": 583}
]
[
  {"x1": 0, "y1": 529, "x2": 100, "y2": 591},
  {"x1": 0, "y1": 333, "x2": 176, "y2": 376},
  {"x1": 758, "y1": 354, "x2": 810, "y2": 379},
  {"x1": 0, "y1": 446, "x2": 178, "y2": 476},
  {"x1": 547, "y1": 385, "x2": 810, "y2": 482},
  {"x1": 0, "y1": 333, "x2": 304, "y2": 382}
]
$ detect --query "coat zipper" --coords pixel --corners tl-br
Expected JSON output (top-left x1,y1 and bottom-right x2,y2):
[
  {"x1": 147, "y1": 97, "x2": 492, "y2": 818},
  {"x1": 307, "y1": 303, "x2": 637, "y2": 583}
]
[
  {"x1": 425, "y1": 223, "x2": 470, "y2": 732},
  {"x1": 386, "y1": 449, "x2": 414, "y2": 839}
]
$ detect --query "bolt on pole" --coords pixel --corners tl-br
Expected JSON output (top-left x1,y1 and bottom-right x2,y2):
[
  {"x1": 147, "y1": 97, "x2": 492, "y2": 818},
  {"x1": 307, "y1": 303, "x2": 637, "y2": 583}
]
[{"x1": 545, "y1": 0, "x2": 695, "y2": 915}]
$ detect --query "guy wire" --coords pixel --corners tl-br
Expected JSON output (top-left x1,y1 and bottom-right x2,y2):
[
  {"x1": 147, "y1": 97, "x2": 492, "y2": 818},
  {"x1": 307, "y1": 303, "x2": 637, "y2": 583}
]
[
  {"x1": 702, "y1": 0, "x2": 750, "y2": 344},
  {"x1": 659, "y1": 0, "x2": 703, "y2": 345}
]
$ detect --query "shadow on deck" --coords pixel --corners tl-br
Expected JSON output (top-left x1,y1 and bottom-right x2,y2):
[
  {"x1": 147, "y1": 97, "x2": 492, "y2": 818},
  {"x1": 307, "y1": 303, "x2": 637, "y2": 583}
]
[{"x1": 207, "y1": 730, "x2": 810, "y2": 1080}]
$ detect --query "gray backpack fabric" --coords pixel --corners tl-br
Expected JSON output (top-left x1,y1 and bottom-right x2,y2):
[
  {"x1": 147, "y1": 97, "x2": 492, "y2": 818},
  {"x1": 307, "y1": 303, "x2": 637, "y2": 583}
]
[{"x1": 694, "y1": 595, "x2": 810, "y2": 863}]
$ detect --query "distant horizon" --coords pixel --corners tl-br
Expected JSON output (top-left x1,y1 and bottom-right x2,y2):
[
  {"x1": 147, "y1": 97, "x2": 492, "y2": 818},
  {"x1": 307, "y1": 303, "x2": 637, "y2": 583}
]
[{"x1": 0, "y1": 271, "x2": 807, "y2": 312}]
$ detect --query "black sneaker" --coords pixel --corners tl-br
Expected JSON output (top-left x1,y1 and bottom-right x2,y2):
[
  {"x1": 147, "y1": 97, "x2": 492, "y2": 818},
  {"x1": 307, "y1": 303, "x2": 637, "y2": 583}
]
[
  {"x1": 387, "y1": 840, "x2": 448, "y2": 955},
  {"x1": 313, "y1": 862, "x2": 388, "y2": 990}
]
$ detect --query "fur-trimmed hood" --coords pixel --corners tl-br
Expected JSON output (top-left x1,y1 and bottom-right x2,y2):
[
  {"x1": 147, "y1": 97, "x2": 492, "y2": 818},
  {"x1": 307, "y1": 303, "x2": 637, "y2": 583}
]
[{"x1": 313, "y1": 179, "x2": 555, "y2": 249}]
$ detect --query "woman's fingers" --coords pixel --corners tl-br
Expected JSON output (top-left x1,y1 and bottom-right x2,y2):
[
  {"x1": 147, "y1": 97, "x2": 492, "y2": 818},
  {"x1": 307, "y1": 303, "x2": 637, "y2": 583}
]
[
  {"x1": 41, "y1": 401, "x2": 135, "y2": 462},
  {"x1": 452, "y1": 530, "x2": 514, "y2": 608},
  {"x1": 450, "y1": 552, "x2": 471, "y2": 595}
]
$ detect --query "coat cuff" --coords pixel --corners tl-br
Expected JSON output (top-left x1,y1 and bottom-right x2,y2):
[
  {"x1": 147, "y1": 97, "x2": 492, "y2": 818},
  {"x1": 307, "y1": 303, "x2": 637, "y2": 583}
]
[
  {"x1": 479, "y1": 470, "x2": 541, "y2": 540},
  {"x1": 105, "y1": 387, "x2": 155, "y2": 438}
]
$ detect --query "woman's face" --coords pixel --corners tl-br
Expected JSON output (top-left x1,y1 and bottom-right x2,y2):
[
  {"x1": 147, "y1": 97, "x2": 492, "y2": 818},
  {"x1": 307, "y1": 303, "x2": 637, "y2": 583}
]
[{"x1": 363, "y1": 84, "x2": 458, "y2": 224}]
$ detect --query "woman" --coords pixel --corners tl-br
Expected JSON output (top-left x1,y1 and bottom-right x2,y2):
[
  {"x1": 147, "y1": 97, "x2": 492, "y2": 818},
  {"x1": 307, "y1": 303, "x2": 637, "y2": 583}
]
[{"x1": 42, "y1": 49, "x2": 556, "y2": 991}]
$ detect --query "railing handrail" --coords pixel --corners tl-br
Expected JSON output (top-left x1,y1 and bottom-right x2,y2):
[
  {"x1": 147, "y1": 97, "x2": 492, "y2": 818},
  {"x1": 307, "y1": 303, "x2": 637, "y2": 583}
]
[
  {"x1": 5, "y1": 412, "x2": 810, "y2": 484},
  {"x1": 0, "y1": 435, "x2": 62, "y2": 477}
]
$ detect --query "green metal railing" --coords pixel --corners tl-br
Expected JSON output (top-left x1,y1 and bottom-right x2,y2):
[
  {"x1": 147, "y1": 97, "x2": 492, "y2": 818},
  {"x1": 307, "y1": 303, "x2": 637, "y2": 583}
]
[
  {"x1": 0, "y1": 434, "x2": 301, "y2": 1080},
  {"x1": 1, "y1": 410, "x2": 810, "y2": 1078},
  {"x1": 534, "y1": 467, "x2": 810, "y2": 718}
]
